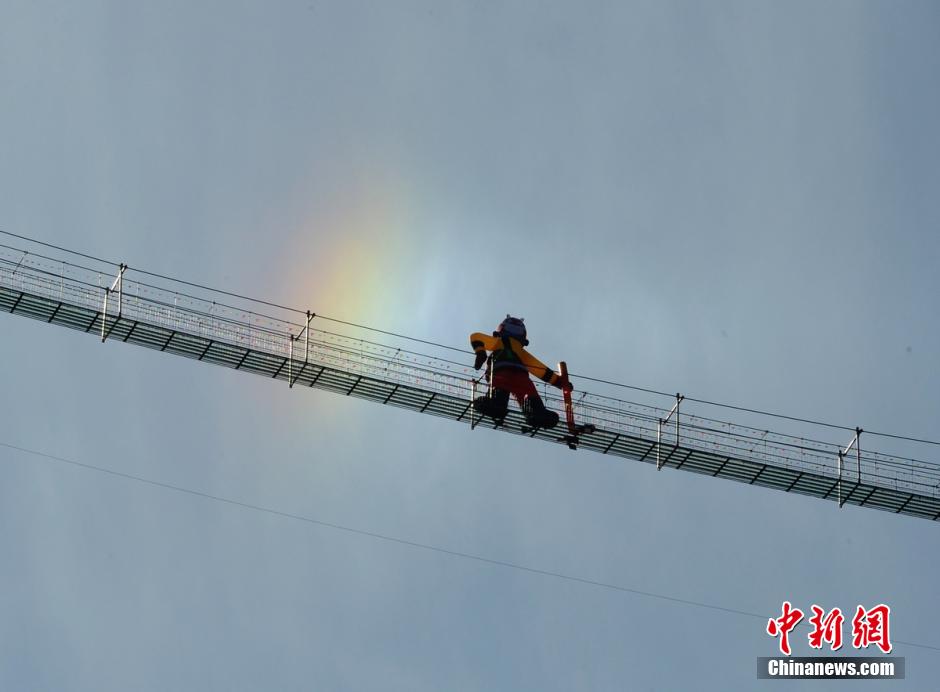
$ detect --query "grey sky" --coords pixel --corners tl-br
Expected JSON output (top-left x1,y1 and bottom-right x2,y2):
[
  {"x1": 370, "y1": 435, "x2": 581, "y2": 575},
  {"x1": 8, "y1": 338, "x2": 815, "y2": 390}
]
[{"x1": 2, "y1": 1, "x2": 939, "y2": 690}]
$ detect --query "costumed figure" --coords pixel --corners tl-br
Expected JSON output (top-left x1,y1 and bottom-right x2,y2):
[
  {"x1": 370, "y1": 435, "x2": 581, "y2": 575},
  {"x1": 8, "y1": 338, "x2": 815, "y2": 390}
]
[{"x1": 470, "y1": 315, "x2": 571, "y2": 429}]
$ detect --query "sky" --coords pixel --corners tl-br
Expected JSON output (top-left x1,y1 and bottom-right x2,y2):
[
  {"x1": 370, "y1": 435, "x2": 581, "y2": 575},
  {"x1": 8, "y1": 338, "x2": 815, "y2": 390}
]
[{"x1": 2, "y1": 1, "x2": 939, "y2": 689}]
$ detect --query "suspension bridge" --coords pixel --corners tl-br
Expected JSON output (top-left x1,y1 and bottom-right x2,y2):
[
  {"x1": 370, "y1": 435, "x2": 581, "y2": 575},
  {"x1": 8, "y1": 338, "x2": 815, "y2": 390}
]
[{"x1": 2, "y1": 232, "x2": 938, "y2": 522}]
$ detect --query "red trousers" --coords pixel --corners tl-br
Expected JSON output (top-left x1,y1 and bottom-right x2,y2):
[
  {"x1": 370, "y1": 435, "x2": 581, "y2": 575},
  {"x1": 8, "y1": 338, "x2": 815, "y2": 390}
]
[{"x1": 492, "y1": 367, "x2": 540, "y2": 406}]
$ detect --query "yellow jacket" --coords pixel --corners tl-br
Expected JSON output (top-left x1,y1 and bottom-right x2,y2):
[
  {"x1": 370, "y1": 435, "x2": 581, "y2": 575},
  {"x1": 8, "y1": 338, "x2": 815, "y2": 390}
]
[{"x1": 470, "y1": 332, "x2": 562, "y2": 387}]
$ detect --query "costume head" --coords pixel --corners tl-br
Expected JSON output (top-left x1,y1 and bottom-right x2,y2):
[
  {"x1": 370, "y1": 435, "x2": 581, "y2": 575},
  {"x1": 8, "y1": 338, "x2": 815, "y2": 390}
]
[{"x1": 494, "y1": 315, "x2": 528, "y2": 345}]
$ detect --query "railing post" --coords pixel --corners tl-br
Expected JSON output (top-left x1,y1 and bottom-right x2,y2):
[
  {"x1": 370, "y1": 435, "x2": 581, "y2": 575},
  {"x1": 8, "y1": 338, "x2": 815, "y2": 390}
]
[
  {"x1": 101, "y1": 263, "x2": 126, "y2": 343},
  {"x1": 657, "y1": 393, "x2": 684, "y2": 471},
  {"x1": 675, "y1": 393, "x2": 681, "y2": 446},
  {"x1": 101, "y1": 288, "x2": 109, "y2": 342},
  {"x1": 288, "y1": 311, "x2": 314, "y2": 388},
  {"x1": 305, "y1": 311, "x2": 312, "y2": 365},
  {"x1": 838, "y1": 450, "x2": 844, "y2": 507},
  {"x1": 470, "y1": 378, "x2": 477, "y2": 430},
  {"x1": 855, "y1": 427, "x2": 863, "y2": 485},
  {"x1": 117, "y1": 263, "x2": 125, "y2": 317},
  {"x1": 657, "y1": 418, "x2": 663, "y2": 470},
  {"x1": 837, "y1": 427, "x2": 862, "y2": 508},
  {"x1": 288, "y1": 334, "x2": 294, "y2": 388}
]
